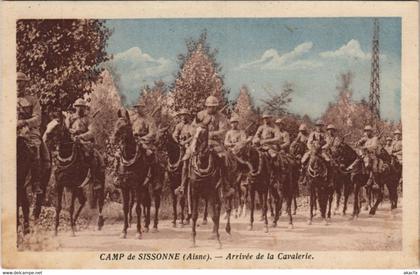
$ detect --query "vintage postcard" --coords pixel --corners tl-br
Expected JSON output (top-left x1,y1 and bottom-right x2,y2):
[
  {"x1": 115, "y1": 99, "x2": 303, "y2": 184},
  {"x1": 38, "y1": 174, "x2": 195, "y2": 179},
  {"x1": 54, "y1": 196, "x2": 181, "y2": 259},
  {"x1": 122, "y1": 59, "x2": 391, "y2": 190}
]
[{"x1": 1, "y1": 1, "x2": 419, "y2": 269}]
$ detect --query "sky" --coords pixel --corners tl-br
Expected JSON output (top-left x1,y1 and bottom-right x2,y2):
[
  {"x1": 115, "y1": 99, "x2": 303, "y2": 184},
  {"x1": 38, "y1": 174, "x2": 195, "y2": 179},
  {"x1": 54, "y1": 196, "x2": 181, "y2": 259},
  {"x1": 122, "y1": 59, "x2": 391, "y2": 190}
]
[{"x1": 105, "y1": 18, "x2": 401, "y2": 121}]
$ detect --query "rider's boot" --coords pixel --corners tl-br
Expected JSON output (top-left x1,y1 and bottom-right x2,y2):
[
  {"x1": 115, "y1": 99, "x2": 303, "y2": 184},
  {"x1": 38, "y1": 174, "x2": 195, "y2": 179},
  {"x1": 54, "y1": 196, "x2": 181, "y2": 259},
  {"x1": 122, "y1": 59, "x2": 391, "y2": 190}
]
[
  {"x1": 176, "y1": 160, "x2": 189, "y2": 195},
  {"x1": 31, "y1": 146, "x2": 43, "y2": 195}
]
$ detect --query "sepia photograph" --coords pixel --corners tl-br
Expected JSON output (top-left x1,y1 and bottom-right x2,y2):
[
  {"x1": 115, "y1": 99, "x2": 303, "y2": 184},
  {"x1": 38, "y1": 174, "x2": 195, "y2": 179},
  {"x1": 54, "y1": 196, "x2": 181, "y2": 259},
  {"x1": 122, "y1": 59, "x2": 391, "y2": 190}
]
[{"x1": 1, "y1": 1, "x2": 419, "y2": 269}]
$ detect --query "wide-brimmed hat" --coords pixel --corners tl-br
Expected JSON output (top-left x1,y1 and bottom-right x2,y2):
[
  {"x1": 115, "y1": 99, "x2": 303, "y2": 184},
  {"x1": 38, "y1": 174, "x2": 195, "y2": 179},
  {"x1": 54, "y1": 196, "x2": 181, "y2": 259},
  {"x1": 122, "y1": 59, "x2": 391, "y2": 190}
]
[
  {"x1": 315, "y1": 120, "x2": 324, "y2": 126},
  {"x1": 73, "y1": 98, "x2": 88, "y2": 107},
  {"x1": 176, "y1": 108, "x2": 189, "y2": 116},
  {"x1": 364, "y1": 125, "x2": 373, "y2": 131},
  {"x1": 275, "y1": 118, "x2": 285, "y2": 125},
  {"x1": 17, "y1": 72, "x2": 29, "y2": 82},
  {"x1": 205, "y1": 95, "x2": 219, "y2": 107},
  {"x1": 393, "y1": 129, "x2": 401, "y2": 135},
  {"x1": 299, "y1": 124, "x2": 307, "y2": 131},
  {"x1": 326, "y1": 124, "x2": 336, "y2": 130},
  {"x1": 262, "y1": 112, "x2": 272, "y2": 119},
  {"x1": 386, "y1": 137, "x2": 392, "y2": 141}
]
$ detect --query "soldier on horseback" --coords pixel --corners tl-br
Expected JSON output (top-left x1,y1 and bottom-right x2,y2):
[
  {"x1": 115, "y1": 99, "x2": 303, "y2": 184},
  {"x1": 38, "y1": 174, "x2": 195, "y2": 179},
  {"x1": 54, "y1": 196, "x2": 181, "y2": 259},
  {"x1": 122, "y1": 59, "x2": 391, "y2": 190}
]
[
  {"x1": 179, "y1": 95, "x2": 233, "y2": 197},
  {"x1": 252, "y1": 112, "x2": 281, "y2": 180},
  {"x1": 351, "y1": 125, "x2": 379, "y2": 188},
  {"x1": 172, "y1": 108, "x2": 193, "y2": 150},
  {"x1": 16, "y1": 72, "x2": 43, "y2": 195},
  {"x1": 291, "y1": 124, "x2": 309, "y2": 150},
  {"x1": 224, "y1": 115, "x2": 247, "y2": 151},
  {"x1": 273, "y1": 118, "x2": 290, "y2": 176},
  {"x1": 131, "y1": 102, "x2": 158, "y2": 187},
  {"x1": 66, "y1": 98, "x2": 104, "y2": 190},
  {"x1": 301, "y1": 120, "x2": 330, "y2": 167},
  {"x1": 385, "y1": 137, "x2": 393, "y2": 155},
  {"x1": 391, "y1": 129, "x2": 402, "y2": 164}
]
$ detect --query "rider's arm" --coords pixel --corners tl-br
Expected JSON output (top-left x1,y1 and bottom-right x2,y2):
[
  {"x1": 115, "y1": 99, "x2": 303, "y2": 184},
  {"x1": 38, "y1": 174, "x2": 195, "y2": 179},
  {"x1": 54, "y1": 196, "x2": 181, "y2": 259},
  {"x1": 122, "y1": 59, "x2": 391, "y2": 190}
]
[
  {"x1": 22, "y1": 96, "x2": 41, "y2": 128},
  {"x1": 172, "y1": 123, "x2": 182, "y2": 143},
  {"x1": 306, "y1": 132, "x2": 314, "y2": 150},
  {"x1": 78, "y1": 118, "x2": 94, "y2": 140},
  {"x1": 142, "y1": 118, "x2": 157, "y2": 140},
  {"x1": 263, "y1": 127, "x2": 280, "y2": 145},
  {"x1": 209, "y1": 114, "x2": 228, "y2": 139},
  {"x1": 224, "y1": 131, "x2": 233, "y2": 148},
  {"x1": 280, "y1": 132, "x2": 290, "y2": 149},
  {"x1": 252, "y1": 126, "x2": 263, "y2": 143}
]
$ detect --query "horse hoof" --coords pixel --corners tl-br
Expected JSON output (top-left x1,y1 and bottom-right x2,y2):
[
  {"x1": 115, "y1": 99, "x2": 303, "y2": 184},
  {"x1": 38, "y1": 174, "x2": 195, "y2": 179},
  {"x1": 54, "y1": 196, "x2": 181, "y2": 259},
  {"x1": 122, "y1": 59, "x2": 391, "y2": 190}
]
[
  {"x1": 120, "y1": 232, "x2": 127, "y2": 239},
  {"x1": 172, "y1": 222, "x2": 177, "y2": 228},
  {"x1": 98, "y1": 216, "x2": 104, "y2": 231},
  {"x1": 307, "y1": 220, "x2": 312, "y2": 225},
  {"x1": 264, "y1": 226, "x2": 269, "y2": 233},
  {"x1": 292, "y1": 211, "x2": 296, "y2": 216},
  {"x1": 323, "y1": 219, "x2": 329, "y2": 226},
  {"x1": 364, "y1": 206, "x2": 369, "y2": 211},
  {"x1": 135, "y1": 233, "x2": 142, "y2": 239},
  {"x1": 271, "y1": 222, "x2": 277, "y2": 228},
  {"x1": 143, "y1": 227, "x2": 149, "y2": 233},
  {"x1": 54, "y1": 230, "x2": 58, "y2": 237},
  {"x1": 208, "y1": 233, "x2": 217, "y2": 240},
  {"x1": 247, "y1": 224, "x2": 253, "y2": 231},
  {"x1": 70, "y1": 231, "x2": 76, "y2": 237},
  {"x1": 288, "y1": 224, "x2": 294, "y2": 229},
  {"x1": 217, "y1": 241, "x2": 222, "y2": 249},
  {"x1": 202, "y1": 220, "x2": 208, "y2": 225},
  {"x1": 151, "y1": 227, "x2": 159, "y2": 233}
]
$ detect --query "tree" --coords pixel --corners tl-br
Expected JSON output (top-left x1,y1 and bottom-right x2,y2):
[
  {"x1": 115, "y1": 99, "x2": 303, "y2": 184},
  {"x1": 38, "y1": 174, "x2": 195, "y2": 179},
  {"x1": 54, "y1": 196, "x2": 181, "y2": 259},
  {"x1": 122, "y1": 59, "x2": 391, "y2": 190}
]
[
  {"x1": 171, "y1": 31, "x2": 230, "y2": 116},
  {"x1": 88, "y1": 69, "x2": 123, "y2": 150},
  {"x1": 260, "y1": 82, "x2": 294, "y2": 117},
  {"x1": 233, "y1": 86, "x2": 258, "y2": 134},
  {"x1": 17, "y1": 19, "x2": 111, "y2": 131}
]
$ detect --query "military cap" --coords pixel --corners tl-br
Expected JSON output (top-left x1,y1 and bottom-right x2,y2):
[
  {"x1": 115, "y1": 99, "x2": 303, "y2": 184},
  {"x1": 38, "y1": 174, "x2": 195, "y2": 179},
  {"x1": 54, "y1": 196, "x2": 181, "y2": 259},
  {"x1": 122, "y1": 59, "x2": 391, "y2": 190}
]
[
  {"x1": 386, "y1": 137, "x2": 392, "y2": 141},
  {"x1": 326, "y1": 124, "x2": 336, "y2": 130},
  {"x1": 299, "y1": 124, "x2": 307, "y2": 131},
  {"x1": 133, "y1": 102, "x2": 146, "y2": 108},
  {"x1": 275, "y1": 118, "x2": 285, "y2": 125},
  {"x1": 262, "y1": 112, "x2": 272, "y2": 119},
  {"x1": 73, "y1": 98, "x2": 88, "y2": 107},
  {"x1": 176, "y1": 108, "x2": 189, "y2": 116},
  {"x1": 393, "y1": 129, "x2": 401, "y2": 135},
  {"x1": 17, "y1": 72, "x2": 29, "y2": 82},
  {"x1": 315, "y1": 120, "x2": 324, "y2": 126},
  {"x1": 364, "y1": 125, "x2": 373, "y2": 131},
  {"x1": 205, "y1": 95, "x2": 219, "y2": 107},
  {"x1": 230, "y1": 115, "x2": 240, "y2": 123}
]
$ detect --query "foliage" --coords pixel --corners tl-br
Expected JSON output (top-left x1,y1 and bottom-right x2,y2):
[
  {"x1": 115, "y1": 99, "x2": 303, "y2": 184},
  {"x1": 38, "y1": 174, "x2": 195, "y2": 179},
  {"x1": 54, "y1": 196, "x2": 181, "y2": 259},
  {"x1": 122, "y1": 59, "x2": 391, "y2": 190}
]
[
  {"x1": 232, "y1": 86, "x2": 258, "y2": 135},
  {"x1": 17, "y1": 19, "x2": 111, "y2": 130},
  {"x1": 260, "y1": 82, "x2": 294, "y2": 117},
  {"x1": 171, "y1": 31, "x2": 230, "y2": 116},
  {"x1": 88, "y1": 69, "x2": 123, "y2": 150}
]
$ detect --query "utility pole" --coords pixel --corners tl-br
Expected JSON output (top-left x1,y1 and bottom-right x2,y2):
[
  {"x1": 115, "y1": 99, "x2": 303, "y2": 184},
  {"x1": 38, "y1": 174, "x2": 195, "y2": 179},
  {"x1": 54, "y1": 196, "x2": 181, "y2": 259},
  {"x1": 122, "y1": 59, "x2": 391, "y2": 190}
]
[{"x1": 369, "y1": 18, "x2": 381, "y2": 122}]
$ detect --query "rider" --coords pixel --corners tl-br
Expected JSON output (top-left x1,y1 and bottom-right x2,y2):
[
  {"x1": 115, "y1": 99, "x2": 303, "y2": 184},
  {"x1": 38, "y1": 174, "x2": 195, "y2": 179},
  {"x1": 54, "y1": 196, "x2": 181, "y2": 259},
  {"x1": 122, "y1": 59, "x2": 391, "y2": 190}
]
[
  {"x1": 274, "y1": 118, "x2": 290, "y2": 153},
  {"x1": 224, "y1": 114, "x2": 247, "y2": 151},
  {"x1": 179, "y1": 95, "x2": 232, "y2": 197},
  {"x1": 384, "y1": 137, "x2": 393, "y2": 155},
  {"x1": 391, "y1": 129, "x2": 402, "y2": 164},
  {"x1": 172, "y1": 108, "x2": 193, "y2": 150},
  {"x1": 291, "y1": 123, "x2": 309, "y2": 151},
  {"x1": 131, "y1": 102, "x2": 158, "y2": 186},
  {"x1": 252, "y1": 112, "x2": 281, "y2": 180},
  {"x1": 66, "y1": 98, "x2": 104, "y2": 190},
  {"x1": 323, "y1": 124, "x2": 340, "y2": 161},
  {"x1": 17, "y1": 72, "x2": 43, "y2": 194},
  {"x1": 301, "y1": 120, "x2": 329, "y2": 168},
  {"x1": 352, "y1": 125, "x2": 379, "y2": 188}
]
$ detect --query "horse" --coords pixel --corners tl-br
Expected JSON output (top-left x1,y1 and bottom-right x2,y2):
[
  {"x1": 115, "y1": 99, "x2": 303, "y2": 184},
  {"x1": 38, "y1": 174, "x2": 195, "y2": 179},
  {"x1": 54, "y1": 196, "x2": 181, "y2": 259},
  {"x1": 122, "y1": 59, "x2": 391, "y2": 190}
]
[
  {"x1": 270, "y1": 150, "x2": 298, "y2": 229},
  {"x1": 368, "y1": 147, "x2": 400, "y2": 215},
  {"x1": 235, "y1": 140, "x2": 270, "y2": 233},
  {"x1": 44, "y1": 116, "x2": 105, "y2": 236},
  {"x1": 305, "y1": 149, "x2": 329, "y2": 225},
  {"x1": 188, "y1": 126, "x2": 224, "y2": 247},
  {"x1": 112, "y1": 110, "x2": 152, "y2": 239},
  {"x1": 329, "y1": 140, "x2": 369, "y2": 218}
]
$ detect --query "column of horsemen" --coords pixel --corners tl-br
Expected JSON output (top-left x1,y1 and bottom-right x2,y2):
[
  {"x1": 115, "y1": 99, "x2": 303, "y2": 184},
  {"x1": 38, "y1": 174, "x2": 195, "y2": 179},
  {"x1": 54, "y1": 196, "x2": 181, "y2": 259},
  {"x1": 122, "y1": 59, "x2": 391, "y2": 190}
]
[{"x1": 17, "y1": 71, "x2": 403, "y2": 233}]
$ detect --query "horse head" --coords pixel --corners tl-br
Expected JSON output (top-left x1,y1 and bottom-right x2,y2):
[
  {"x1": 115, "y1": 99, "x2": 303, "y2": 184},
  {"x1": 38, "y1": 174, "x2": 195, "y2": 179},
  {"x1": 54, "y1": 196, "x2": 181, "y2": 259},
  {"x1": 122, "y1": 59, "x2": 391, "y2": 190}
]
[
  {"x1": 290, "y1": 140, "x2": 306, "y2": 159},
  {"x1": 113, "y1": 109, "x2": 133, "y2": 146}
]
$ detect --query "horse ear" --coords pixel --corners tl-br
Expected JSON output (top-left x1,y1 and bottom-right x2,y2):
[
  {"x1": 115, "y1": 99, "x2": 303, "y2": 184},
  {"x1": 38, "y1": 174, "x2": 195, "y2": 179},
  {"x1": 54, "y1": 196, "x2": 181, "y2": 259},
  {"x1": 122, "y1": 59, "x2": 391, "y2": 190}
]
[
  {"x1": 117, "y1": 109, "x2": 122, "y2": 118},
  {"x1": 125, "y1": 110, "x2": 130, "y2": 123}
]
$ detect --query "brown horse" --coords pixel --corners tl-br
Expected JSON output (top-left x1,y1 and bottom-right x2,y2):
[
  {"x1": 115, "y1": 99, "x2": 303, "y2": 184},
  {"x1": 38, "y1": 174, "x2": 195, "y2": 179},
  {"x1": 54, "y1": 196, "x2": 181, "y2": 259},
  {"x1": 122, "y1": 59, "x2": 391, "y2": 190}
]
[
  {"x1": 235, "y1": 140, "x2": 270, "y2": 233},
  {"x1": 306, "y1": 151, "x2": 329, "y2": 225},
  {"x1": 329, "y1": 140, "x2": 369, "y2": 218},
  {"x1": 44, "y1": 117, "x2": 105, "y2": 236},
  {"x1": 112, "y1": 110, "x2": 151, "y2": 239},
  {"x1": 188, "y1": 127, "x2": 223, "y2": 247},
  {"x1": 17, "y1": 134, "x2": 51, "y2": 235}
]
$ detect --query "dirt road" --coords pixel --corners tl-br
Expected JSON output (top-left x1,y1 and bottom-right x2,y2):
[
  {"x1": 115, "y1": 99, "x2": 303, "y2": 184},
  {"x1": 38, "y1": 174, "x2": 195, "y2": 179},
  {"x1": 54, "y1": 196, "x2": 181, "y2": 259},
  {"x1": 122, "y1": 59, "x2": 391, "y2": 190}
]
[{"x1": 50, "y1": 202, "x2": 401, "y2": 252}]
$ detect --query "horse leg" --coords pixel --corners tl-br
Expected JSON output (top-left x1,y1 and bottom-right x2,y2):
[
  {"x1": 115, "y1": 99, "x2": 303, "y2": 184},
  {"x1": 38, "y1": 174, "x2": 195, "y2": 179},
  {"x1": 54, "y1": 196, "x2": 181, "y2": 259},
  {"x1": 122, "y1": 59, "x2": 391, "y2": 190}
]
[
  {"x1": 120, "y1": 188, "x2": 130, "y2": 239},
  {"x1": 225, "y1": 196, "x2": 232, "y2": 236},
  {"x1": 262, "y1": 190, "x2": 269, "y2": 233},
  {"x1": 352, "y1": 181, "x2": 361, "y2": 218},
  {"x1": 69, "y1": 189, "x2": 76, "y2": 236},
  {"x1": 135, "y1": 188, "x2": 142, "y2": 239},
  {"x1": 308, "y1": 184, "x2": 314, "y2": 225},
  {"x1": 143, "y1": 191, "x2": 151, "y2": 233},
  {"x1": 73, "y1": 188, "x2": 87, "y2": 232},
  {"x1": 54, "y1": 184, "x2": 64, "y2": 236},
  {"x1": 191, "y1": 187, "x2": 199, "y2": 247},
  {"x1": 21, "y1": 186, "x2": 30, "y2": 235},
  {"x1": 152, "y1": 190, "x2": 160, "y2": 232},
  {"x1": 202, "y1": 198, "x2": 208, "y2": 225},
  {"x1": 248, "y1": 188, "x2": 255, "y2": 231},
  {"x1": 369, "y1": 182, "x2": 383, "y2": 216},
  {"x1": 342, "y1": 181, "x2": 350, "y2": 216},
  {"x1": 128, "y1": 197, "x2": 135, "y2": 228},
  {"x1": 270, "y1": 185, "x2": 280, "y2": 227},
  {"x1": 210, "y1": 189, "x2": 222, "y2": 248},
  {"x1": 96, "y1": 187, "x2": 105, "y2": 231},
  {"x1": 171, "y1": 190, "x2": 177, "y2": 227},
  {"x1": 318, "y1": 186, "x2": 328, "y2": 225},
  {"x1": 180, "y1": 195, "x2": 186, "y2": 226}
]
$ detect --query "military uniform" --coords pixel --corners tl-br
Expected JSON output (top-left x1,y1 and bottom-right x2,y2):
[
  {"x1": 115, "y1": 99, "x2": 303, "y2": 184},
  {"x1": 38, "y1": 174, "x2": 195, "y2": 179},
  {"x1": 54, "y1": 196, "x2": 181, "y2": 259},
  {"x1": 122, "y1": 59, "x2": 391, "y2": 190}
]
[
  {"x1": 252, "y1": 123, "x2": 280, "y2": 158},
  {"x1": 224, "y1": 116, "x2": 246, "y2": 151},
  {"x1": 173, "y1": 121, "x2": 193, "y2": 148},
  {"x1": 384, "y1": 138, "x2": 393, "y2": 155},
  {"x1": 301, "y1": 130, "x2": 328, "y2": 164},
  {"x1": 66, "y1": 99, "x2": 104, "y2": 189},
  {"x1": 391, "y1": 137, "x2": 402, "y2": 163},
  {"x1": 17, "y1": 93, "x2": 43, "y2": 193}
]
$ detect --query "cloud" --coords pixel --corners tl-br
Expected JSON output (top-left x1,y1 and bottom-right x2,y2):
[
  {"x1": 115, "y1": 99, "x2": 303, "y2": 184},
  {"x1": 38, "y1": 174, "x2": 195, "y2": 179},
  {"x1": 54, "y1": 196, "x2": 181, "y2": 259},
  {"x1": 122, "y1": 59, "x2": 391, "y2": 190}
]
[
  {"x1": 110, "y1": 47, "x2": 176, "y2": 102},
  {"x1": 237, "y1": 42, "x2": 322, "y2": 71},
  {"x1": 320, "y1": 39, "x2": 386, "y2": 61}
]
